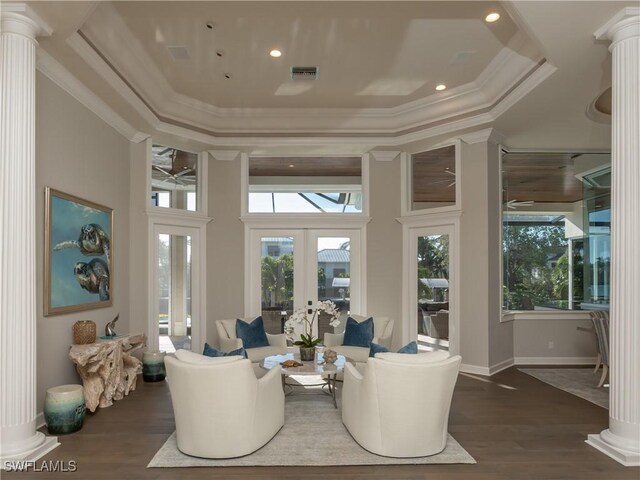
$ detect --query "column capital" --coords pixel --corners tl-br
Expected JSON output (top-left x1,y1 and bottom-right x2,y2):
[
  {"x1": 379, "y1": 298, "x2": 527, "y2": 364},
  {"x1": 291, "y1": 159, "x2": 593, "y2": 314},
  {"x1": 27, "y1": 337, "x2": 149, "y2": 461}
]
[
  {"x1": 0, "y1": 3, "x2": 52, "y2": 40},
  {"x1": 594, "y1": 7, "x2": 640, "y2": 46}
]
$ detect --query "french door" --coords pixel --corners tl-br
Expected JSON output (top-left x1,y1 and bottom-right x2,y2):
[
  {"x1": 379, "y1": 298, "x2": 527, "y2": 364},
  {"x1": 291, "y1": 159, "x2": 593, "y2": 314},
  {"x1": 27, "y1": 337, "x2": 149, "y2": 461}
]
[
  {"x1": 247, "y1": 229, "x2": 362, "y2": 339},
  {"x1": 408, "y1": 224, "x2": 457, "y2": 353}
]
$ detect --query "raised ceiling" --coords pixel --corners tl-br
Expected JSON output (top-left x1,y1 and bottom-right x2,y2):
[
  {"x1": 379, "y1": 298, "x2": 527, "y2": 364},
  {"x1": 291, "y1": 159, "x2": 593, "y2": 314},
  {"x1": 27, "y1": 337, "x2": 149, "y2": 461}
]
[
  {"x1": 93, "y1": 1, "x2": 518, "y2": 109},
  {"x1": 29, "y1": 1, "x2": 631, "y2": 151}
]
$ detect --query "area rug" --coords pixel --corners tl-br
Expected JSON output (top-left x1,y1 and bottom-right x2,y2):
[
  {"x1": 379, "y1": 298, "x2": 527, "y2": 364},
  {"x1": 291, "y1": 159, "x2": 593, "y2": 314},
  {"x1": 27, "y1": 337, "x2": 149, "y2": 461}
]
[
  {"x1": 519, "y1": 368, "x2": 609, "y2": 409},
  {"x1": 148, "y1": 381, "x2": 475, "y2": 467}
]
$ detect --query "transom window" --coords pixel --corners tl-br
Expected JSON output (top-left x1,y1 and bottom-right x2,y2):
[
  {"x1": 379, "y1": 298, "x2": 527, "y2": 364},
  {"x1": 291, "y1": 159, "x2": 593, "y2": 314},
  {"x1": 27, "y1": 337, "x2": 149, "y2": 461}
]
[
  {"x1": 410, "y1": 145, "x2": 457, "y2": 211},
  {"x1": 248, "y1": 157, "x2": 363, "y2": 213},
  {"x1": 151, "y1": 144, "x2": 198, "y2": 212}
]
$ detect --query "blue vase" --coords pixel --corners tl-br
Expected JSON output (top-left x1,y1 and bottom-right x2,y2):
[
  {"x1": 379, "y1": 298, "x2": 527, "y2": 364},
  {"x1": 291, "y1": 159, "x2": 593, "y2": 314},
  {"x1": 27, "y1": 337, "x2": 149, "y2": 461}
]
[
  {"x1": 143, "y1": 351, "x2": 166, "y2": 382},
  {"x1": 44, "y1": 384, "x2": 85, "y2": 434}
]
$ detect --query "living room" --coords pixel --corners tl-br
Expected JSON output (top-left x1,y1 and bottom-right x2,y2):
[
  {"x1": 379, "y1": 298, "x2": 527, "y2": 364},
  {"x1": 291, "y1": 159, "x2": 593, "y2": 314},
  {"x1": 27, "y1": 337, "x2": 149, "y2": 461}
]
[{"x1": 1, "y1": 1, "x2": 638, "y2": 477}]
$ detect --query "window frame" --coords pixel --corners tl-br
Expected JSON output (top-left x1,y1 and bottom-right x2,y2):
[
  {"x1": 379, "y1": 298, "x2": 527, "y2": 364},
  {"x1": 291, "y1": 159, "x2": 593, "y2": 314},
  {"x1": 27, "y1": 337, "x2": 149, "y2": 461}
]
[
  {"x1": 146, "y1": 139, "x2": 209, "y2": 217},
  {"x1": 241, "y1": 153, "x2": 370, "y2": 219},
  {"x1": 401, "y1": 140, "x2": 462, "y2": 217}
]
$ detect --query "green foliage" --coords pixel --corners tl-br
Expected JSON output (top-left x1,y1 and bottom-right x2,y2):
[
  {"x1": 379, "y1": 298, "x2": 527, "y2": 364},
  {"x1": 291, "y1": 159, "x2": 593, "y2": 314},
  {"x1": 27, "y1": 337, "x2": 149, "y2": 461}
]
[
  {"x1": 503, "y1": 224, "x2": 569, "y2": 310},
  {"x1": 261, "y1": 254, "x2": 293, "y2": 308},
  {"x1": 294, "y1": 333, "x2": 322, "y2": 348},
  {"x1": 417, "y1": 235, "x2": 449, "y2": 300}
]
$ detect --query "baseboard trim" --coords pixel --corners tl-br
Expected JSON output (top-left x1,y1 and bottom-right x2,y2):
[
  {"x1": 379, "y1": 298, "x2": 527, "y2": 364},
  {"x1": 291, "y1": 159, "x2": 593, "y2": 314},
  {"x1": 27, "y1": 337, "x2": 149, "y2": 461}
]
[
  {"x1": 460, "y1": 363, "x2": 491, "y2": 376},
  {"x1": 460, "y1": 358, "x2": 515, "y2": 377},
  {"x1": 514, "y1": 356, "x2": 597, "y2": 366}
]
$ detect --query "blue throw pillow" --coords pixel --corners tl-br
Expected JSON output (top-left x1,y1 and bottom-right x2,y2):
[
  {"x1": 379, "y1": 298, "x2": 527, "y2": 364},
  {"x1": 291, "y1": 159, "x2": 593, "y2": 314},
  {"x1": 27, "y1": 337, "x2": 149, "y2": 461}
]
[
  {"x1": 343, "y1": 317, "x2": 374, "y2": 347},
  {"x1": 203, "y1": 342, "x2": 247, "y2": 359},
  {"x1": 369, "y1": 340, "x2": 418, "y2": 357},
  {"x1": 235, "y1": 316, "x2": 269, "y2": 349}
]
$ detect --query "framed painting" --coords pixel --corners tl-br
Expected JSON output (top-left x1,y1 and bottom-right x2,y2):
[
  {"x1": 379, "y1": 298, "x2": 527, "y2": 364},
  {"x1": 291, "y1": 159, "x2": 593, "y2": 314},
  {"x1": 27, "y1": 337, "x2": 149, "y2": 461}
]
[{"x1": 44, "y1": 188, "x2": 113, "y2": 316}]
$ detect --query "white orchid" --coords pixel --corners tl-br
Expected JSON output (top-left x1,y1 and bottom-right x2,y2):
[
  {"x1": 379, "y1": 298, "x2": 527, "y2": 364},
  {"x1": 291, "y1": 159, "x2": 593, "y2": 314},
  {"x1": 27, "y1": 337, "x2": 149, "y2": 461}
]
[{"x1": 284, "y1": 300, "x2": 341, "y2": 347}]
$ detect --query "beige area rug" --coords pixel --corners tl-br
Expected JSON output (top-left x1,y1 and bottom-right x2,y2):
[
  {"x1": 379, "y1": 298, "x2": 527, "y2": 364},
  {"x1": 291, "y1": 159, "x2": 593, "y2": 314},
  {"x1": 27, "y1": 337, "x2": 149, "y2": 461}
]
[
  {"x1": 519, "y1": 368, "x2": 609, "y2": 409},
  {"x1": 148, "y1": 378, "x2": 475, "y2": 467}
]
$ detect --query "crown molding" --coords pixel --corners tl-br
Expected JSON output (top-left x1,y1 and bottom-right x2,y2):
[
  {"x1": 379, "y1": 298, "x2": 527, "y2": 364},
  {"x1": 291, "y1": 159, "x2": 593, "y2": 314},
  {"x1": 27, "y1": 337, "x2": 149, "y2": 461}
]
[
  {"x1": 36, "y1": 49, "x2": 148, "y2": 143},
  {"x1": 459, "y1": 128, "x2": 506, "y2": 145},
  {"x1": 66, "y1": 32, "x2": 160, "y2": 129},
  {"x1": 208, "y1": 150, "x2": 240, "y2": 162},
  {"x1": 72, "y1": 4, "x2": 549, "y2": 139},
  {"x1": 370, "y1": 151, "x2": 400, "y2": 162}
]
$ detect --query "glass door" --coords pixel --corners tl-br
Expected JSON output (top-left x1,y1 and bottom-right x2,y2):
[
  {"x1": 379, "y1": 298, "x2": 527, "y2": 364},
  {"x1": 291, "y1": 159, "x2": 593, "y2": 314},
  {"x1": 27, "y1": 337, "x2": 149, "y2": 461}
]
[
  {"x1": 306, "y1": 231, "x2": 361, "y2": 338},
  {"x1": 248, "y1": 229, "x2": 362, "y2": 340},
  {"x1": 410, "y1": 227, "x2": 453, "y2": 352},
  {"x1": 152, "y1": 224, "x2": 203, "y2": 353}
]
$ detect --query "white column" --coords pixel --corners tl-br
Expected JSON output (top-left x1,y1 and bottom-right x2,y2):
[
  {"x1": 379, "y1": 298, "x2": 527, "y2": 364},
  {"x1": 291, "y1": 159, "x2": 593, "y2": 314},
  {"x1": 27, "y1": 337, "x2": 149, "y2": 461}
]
[
  {"x1": 588, "y1": 8, "x2": 640, "y2": 467},
  {"x1": 0, "y1": 3, "x2": 58, "y2": 465}
]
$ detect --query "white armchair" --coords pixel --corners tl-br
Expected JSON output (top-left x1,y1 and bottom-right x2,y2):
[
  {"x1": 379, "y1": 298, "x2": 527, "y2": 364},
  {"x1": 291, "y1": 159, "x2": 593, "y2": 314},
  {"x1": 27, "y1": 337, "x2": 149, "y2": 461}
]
[
  {"x1": 342, "y1": 351, "x2": 461, "y2": 457},
  {"x1": 324, "y1": 314, "x2": 394, "y2": 363},
  {"x1": 165, "y1": 349, "x2": 284, "y2": 458},
  {"x1": 215, "y1": 317, "x2": 288, "y2": 363}
]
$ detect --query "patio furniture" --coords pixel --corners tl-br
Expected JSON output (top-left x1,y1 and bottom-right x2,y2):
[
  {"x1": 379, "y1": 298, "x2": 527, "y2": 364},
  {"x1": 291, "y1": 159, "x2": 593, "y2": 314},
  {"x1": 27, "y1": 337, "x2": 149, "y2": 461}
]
[
  {"x1": 342, "y1": 351, "x2": 460, "y2": 457},
  {"x1": 165, "y1": 349, "x2": 284, "y2": 458},
  {"x1": 589, "y1": 311, "x2": 610, "y2": 387}
]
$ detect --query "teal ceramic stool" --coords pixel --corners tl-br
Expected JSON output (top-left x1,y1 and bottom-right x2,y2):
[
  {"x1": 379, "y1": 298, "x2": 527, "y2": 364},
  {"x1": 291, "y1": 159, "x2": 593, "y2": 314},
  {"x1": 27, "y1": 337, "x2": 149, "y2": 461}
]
[
  {"x1": 143, "y1": 351, "x2": 166, "y2": 382},
  {"x1": 44, "y1": 384, "x2": 85, "y2": 434}
]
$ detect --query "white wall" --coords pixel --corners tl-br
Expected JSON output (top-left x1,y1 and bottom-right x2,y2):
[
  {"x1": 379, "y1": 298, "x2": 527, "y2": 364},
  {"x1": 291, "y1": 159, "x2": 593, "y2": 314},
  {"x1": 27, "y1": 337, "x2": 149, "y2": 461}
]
[
  {"x1": 459, "y1": 141, "x2": 513, "y2": 373},
  {"x1": 514, "y1": 317, "x2": 597, "y2": 364},
  {"x1": 35, "y1": 73, "x2": 131, "y2": 405},
  {"x1": 207, "y1": 156, "x2": 245, "y2": 348},
  {"x1": 367, "y1": 157, "x2": 403, "y2": 348}
]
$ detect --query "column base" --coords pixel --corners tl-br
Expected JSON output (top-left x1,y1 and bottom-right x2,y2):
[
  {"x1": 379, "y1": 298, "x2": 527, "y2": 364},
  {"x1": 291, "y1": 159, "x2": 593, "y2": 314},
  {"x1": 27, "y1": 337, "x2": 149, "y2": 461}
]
[
  {"x1": 587, "y1": 430, "x2": 640, "y2": 467},
  {"x1": 1, "y1": 433, "x2": 60, "y2": 470}
]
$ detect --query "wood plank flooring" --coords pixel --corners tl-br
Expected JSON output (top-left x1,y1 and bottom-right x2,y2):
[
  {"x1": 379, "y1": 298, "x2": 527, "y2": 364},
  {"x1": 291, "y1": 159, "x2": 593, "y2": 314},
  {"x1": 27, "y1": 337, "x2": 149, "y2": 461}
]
[{"x1": 5, "y1": 367, "x2": 638, "y2": 479}]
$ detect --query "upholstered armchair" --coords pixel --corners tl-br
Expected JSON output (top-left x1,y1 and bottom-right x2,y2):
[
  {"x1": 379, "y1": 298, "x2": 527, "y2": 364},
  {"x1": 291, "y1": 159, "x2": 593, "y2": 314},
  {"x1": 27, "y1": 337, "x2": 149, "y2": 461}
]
[
  {"x1": 165, "y1": 349, "x2": 284, "y2": 458},
  {"x1": 324, "y1": 314, "x2": 394, "y2": 363},
  {"x1": 342, "y1": 351, "x2": 461, "y2": 457},
  {"x1": 215, "y1": 317, "x2": 288, "y2": 363}
]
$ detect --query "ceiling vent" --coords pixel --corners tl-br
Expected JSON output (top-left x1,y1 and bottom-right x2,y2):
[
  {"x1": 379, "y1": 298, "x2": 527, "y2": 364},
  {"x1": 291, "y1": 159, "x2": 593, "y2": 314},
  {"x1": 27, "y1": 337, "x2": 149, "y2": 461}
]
[
  {"x1": 167, "y1": 46, "x2": 191, "y2": 61},
  {"x1": 290, "y1": 66, "x2": 319, "y2": 80}
]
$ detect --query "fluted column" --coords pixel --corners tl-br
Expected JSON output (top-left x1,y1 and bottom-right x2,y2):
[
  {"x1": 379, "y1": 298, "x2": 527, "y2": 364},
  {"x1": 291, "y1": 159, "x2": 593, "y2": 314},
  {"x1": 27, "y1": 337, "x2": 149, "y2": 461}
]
[
  {"x1": 588, "y1": 8, "x2": 640, "y2": 467},
  {"x1": 0, "y1": 3, "x2": 58, "y2": 464}
]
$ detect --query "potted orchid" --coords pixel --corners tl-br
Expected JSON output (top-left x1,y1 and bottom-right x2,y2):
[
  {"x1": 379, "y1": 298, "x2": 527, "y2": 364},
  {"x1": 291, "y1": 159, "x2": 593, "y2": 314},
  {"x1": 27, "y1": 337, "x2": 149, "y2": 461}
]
[{"x1": 285, "y1": 300, "x2": 340, "y2": 361}]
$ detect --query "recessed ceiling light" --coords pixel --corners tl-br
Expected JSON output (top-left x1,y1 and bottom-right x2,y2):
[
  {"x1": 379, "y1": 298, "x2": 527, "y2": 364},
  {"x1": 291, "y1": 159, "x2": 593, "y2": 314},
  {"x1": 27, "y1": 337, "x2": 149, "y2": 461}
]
[
  {"x1": 288, "y1": 164, "x2": 295, "y2": 168},
  {"x1": 485, "y1": 12, "x2": 500, "y2": 23},
  {"x1": 270, "y1": 49, "x2": 282, "y2": 58},
  {"x1": 435, "y1": 84, "x2": 447, "y2": 91}
]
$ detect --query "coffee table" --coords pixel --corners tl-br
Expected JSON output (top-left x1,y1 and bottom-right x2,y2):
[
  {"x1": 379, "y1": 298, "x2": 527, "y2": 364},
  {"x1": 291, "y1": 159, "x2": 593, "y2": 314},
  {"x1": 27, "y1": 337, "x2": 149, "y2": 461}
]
[{"x1": 260, "y1": 352, "x2": 348, "y2": 408}]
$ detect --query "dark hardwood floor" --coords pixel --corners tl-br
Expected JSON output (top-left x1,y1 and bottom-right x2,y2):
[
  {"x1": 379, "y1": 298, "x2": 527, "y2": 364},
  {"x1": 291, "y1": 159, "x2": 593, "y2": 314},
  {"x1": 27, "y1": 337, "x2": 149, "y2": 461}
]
[{"x1": 6, "y1": 367, "x2": 638, "y2": 479}]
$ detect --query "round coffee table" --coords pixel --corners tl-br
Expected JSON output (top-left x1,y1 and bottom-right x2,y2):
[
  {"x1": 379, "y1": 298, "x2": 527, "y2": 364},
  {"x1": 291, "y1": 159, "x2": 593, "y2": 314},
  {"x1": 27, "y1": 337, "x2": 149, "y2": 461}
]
[{"x1": 260, "y1": 352, "x2": 348, "y2": 408}]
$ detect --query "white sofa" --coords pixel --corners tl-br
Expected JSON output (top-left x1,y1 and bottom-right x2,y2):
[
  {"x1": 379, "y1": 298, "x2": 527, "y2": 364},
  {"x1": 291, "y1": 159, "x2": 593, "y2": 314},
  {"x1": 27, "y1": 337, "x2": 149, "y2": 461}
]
[
  {"x1": 342, "y1": 351, "x2": 461, "y2": 457},
  {"x1": 165, "y1": 349, "x2": 284, "y2": 458},
  {"x1": 324, "y1": 314, "x2": 394, "y2": 363},
  {"x1": 215, "y1": 317, "x2": 288, "y2": 362}
]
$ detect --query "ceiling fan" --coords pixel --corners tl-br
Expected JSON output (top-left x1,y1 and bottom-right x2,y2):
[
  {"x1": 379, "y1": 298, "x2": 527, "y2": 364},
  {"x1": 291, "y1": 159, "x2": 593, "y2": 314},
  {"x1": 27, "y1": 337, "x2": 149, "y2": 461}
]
[
  {"x1": 152, "y1": 148, "x2": 196, "y2": 186},
  {"x1": 505, "y1": 199, "x2": 535, "y2": 209},
  {"x1": 425, "y1": 168, "x2": 456, "y2": 188}
]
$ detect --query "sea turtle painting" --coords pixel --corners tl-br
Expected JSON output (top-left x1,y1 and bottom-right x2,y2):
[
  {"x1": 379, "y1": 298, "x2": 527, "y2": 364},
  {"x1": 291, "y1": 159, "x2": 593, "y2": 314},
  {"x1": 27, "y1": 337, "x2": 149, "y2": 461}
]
[
  {"x1": 73, "y1": 258, "x2": 110, "y2": 301},
  {"x1": 54, "y1": 223, "x2": 111, "y2": 262}
]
